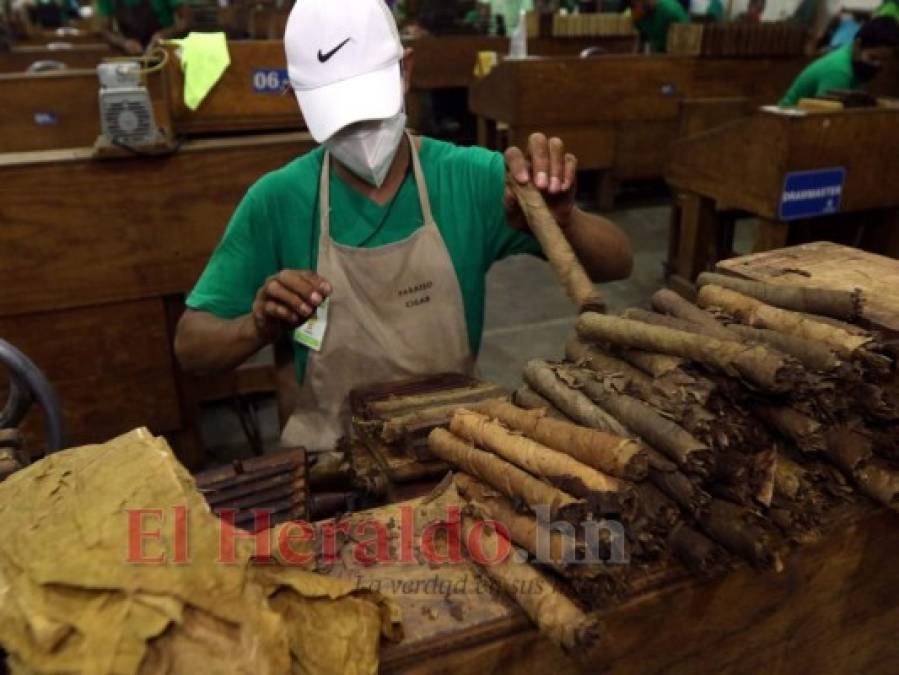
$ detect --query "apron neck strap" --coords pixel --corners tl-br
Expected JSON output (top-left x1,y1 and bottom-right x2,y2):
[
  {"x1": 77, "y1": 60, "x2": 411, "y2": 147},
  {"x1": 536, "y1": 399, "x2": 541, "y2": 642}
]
[
  {"x1": 319, "y1": 132, "x2": 435, "y2": 237},
  {"x1": 405, "y1": 131, "x2": 435, "y2": 225}
]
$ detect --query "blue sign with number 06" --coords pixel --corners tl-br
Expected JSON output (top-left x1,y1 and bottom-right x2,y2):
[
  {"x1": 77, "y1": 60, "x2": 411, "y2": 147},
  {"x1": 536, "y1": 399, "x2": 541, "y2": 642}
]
[{"x1": 252, "y1": 68, "x2": 289, "y2": 94}]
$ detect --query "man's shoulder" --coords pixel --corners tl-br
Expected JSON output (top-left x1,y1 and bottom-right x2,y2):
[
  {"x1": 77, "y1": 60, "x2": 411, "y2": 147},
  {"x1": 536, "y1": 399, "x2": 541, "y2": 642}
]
[
  {"x1": 420, "y1": 136, "x2": 503, "y2": 177},
  {"x1": 817, "y1": 45, "x2": 853, "y2": 71}
]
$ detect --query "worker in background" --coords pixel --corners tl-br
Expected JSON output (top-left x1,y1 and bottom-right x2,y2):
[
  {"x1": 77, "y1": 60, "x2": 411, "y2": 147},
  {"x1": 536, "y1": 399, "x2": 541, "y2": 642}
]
[
  {"x1": 174, "y1": 0, "x2": 633, "y2": 454},
  {"x1": 463, "y1": 1, "x2": 493, "y2": 33},
  {"x1": 778, "y1": 17, "x2": 899, "y2": 106},
  {"x1": 632, "y1": 0, "x2": 689, "y2": 53},
  {"x1": 96, "y1": 0, "x2": 191, "y2": 55},
  {"x1": 874, "y1": 0, "x2": 899, "y2": 22},
  {"x1": 737, "y1": 0, "x2": 765, "y2": 23},
  {"x1": 488, "y1": 0, "x2": 533, "y2": 35},
  {"x1": 705, "y1": 0, "x2": 723, "y2": 21},
  {"x1": 416, "y1": 0, "x2": 467, "y2": 34},
  {"x1": 825, "y1": 10, "x2": 863, "y2": 50},
  {"x1": 791, "y1": 0, "x2": 841, "y2": 55}
]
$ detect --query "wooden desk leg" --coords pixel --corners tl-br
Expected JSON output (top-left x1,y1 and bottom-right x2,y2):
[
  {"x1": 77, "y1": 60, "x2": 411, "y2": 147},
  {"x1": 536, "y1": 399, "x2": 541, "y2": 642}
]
[
  {"x1": 477, "y1": 116, "x2": 495, "y2": 149},
  {"x1": 596, "y1": 171, "x2": 618, "y2": 212},
  {"x1": 665, "y1": 196, "x2": 682, "y2": 281},
  {"x1": 163, "y1": 295, "x2": 206, "y2": 469},
  {"x1": 673, "y1": 192, "x2": 719, "y2": 284},
  {"x1": 883, "y1": 210, "x2": 899, "y2": 259},
  {"x1": 753, "y1": 219, "x2": 789, "y2": 254},
  {"x1": 858, "y1": 208, "x2": 899, "y2": 259},
  {"x1": 716, "y1": 212, "x2": 737, "y2": 261}
]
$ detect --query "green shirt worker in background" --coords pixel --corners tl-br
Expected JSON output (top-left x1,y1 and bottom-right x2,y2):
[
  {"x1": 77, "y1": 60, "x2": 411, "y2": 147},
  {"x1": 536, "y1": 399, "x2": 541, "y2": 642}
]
[
  {"x1": 874, "y1": 0, "x2": 899, "y2": 23},
  {"x1": 174, "y1": 0, "x2": 633, "y2": 453},
  {"x1": 779, "y1": 17, "x2": 899, "y2": 107},
  {"x1": 96, "y1": 0, "x2": 190, "y2": 54},
  {"x1": 633, "y1": 0, "x2": 690, "y2": 53}
]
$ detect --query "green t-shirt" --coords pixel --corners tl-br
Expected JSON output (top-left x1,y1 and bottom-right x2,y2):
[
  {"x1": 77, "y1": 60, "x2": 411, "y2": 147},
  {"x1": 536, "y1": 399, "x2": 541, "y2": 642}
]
[
  {"x1": 707, "y1": 0, "x2": 724, "y2": 21},
  {"x1": 778, "y1": 44, "x2": 862, "y2": 107},
  {"x1": 186, "y1": 138, "x2": 542, "y2": 384},
  {"x1": 875, "y1": 0, "x2": 899, "y2": 21},
  {"x1": 95, "y1": 0, "x2": 182, "y2": 29},
  {"x1": 635, "y1": 0, "x2": 690, "y2": 53}
]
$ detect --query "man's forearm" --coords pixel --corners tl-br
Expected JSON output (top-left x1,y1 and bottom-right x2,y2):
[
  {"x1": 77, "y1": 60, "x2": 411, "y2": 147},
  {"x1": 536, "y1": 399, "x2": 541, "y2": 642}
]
[
  {"x1": 175, "y1": 310, "x2": 267, "y2": 374},
  {"x1": 565, "y1": 207, "x2": 634, "y2": 282}
]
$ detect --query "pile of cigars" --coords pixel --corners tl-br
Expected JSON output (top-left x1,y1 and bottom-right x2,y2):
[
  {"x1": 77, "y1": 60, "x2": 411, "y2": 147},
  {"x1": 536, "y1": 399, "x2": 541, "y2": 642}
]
[{"x1": 424, "y1": 273, "x2": 898, "y2": 659}]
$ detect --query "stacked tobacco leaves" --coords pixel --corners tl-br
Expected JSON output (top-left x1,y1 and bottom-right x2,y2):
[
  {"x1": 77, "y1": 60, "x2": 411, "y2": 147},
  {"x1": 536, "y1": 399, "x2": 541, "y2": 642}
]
[{"x1": 426, "y1": 275, "x2": 898, "y2": 640}]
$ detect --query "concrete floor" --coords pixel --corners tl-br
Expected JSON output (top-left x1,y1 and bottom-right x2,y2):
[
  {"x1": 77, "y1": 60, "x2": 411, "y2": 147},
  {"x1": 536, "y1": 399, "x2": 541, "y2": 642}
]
[{"x1": 198, "y1": 198, "x2": 755, "y2": 463}]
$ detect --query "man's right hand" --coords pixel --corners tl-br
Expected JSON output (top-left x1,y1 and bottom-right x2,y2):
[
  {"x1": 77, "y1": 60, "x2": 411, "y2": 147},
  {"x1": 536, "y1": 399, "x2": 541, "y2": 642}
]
[{"x1": 252, "y1": 270, "x2": 332, "y2": 343}]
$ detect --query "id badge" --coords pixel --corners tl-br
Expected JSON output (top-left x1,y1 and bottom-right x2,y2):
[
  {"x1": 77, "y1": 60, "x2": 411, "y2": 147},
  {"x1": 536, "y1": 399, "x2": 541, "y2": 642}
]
[{"x1": 293, "y1": 297, "x2": 330, "y2": 352}]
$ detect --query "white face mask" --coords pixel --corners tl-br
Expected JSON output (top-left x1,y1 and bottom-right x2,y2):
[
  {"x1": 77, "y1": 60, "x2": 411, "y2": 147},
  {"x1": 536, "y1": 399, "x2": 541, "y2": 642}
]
[{"x1": 325, "y1": 112, "x2": 407, "y2": 188}]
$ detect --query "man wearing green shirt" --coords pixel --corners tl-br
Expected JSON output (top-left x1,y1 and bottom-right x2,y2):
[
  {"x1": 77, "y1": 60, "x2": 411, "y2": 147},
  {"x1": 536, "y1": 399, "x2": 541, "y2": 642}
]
[
  {"x1": 96, "y1": 0, "x2": 190, "y2": 54},
  {"x1": 174, "y1": 0, "x2": 633, "y2": 452},
  {"x1": 875, "y1": 0, "x2": 899, "y2": 22},
  {"x1": 779, "y1": 17, "x2": 899, "y2": 107},
  {"x1": 633, "y1": 0, "x2": 690, "y2": 53}
]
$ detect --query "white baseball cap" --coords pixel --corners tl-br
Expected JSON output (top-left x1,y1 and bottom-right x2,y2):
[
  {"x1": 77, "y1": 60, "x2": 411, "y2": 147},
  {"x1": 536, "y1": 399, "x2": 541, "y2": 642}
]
[{"x1": 285, "y1": 0, "x2": 404, "y2": 143}]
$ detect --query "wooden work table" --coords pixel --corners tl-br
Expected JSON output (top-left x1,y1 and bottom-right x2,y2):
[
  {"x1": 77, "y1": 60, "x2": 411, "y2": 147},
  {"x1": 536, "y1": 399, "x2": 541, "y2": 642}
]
[
  {"x1": 665, "y1": 106, "x2": 899, "y2": 290},
  {"x1": 333, "y1": 498, "x2": 898, "y2": 674},
  {"x1": 164, "y1": 37, "x2": 638, "y2": 135},
  {"x1": 405, "y1": 34, "x2": 637, "y2": 90},
  {"x1": 468, "y1": 54, "x2": 807, "y2": 208},
  {"x1": 340, "y1": 243, "x2": 899, "y2": 673}
]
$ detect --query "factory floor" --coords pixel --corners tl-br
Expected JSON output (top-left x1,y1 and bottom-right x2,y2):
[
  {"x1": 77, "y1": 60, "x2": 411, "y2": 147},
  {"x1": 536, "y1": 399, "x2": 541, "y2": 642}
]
[{"x1": 197, "y1": 193, "x2": 755, "y2": 464}]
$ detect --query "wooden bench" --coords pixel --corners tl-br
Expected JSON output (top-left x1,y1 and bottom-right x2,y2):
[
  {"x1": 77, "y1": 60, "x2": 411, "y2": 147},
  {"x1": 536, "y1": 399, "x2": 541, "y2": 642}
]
[{"x1": 665, "y1": 107, "x2": 899, "y2": 291}]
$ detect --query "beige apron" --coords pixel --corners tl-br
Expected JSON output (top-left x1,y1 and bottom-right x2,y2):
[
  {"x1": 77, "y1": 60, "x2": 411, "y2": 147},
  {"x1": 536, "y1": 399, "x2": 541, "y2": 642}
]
[{"x1": 281, "y1": 133, "x2": 474, "y2": 452}]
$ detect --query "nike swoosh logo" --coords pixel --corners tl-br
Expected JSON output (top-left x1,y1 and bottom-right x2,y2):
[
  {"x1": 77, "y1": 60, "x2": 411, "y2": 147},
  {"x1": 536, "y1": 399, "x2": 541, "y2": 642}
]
[{"x1": 317, "y1": 38, "x2": 351, "y2": 63}]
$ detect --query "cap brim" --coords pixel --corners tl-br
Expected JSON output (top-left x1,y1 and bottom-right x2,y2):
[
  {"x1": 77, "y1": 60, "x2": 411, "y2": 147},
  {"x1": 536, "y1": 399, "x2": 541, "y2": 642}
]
[{"x1": 295, "y1": 62, "x2": 403, "y2": 143}]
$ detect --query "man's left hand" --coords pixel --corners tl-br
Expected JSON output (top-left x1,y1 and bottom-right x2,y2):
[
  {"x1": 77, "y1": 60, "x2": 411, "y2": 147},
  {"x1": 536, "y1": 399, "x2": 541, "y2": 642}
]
[{"x1": 504, "y1": 133, "x2": 577, "y2": 232}]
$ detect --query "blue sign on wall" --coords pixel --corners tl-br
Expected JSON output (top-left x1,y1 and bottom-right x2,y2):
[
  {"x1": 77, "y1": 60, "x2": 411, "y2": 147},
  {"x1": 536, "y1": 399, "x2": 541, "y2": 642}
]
[
  {"x1": 779, "y1": 167, "x2": 846, "y2": 221},
  {"x1": 252, "y1": 68, "x2": 289, "y2": 94}
]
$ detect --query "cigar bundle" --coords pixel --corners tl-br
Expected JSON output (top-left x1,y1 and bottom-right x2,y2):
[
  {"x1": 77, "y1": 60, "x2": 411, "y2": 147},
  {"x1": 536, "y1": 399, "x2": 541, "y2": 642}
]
[{"x1": 425, "y1": 276, "x2": 896, "y2": 654}]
